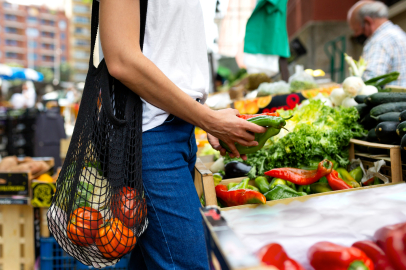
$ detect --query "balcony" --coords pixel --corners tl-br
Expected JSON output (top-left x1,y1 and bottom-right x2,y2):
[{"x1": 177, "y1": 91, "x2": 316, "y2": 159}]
[
  {"x1": 40, "y1": 37, "x2": 55, "y2": 43},
  {"x1": 39, "y1": 62, "x2": 55, "y2": 68},
  {"x1": 4, "y1": 46, "x2": 26, "y2": 53},
  {"x1": 4, "y1": 20, "x2": 25, "y2": 29},
  {"x1": 40, "y1": 49, "x2": 55, "y2": 56},
  {"x1": 39, "y1": 13, "x2": 57, "y2": 21},
  {"x1": 40, "y1": 25, "x2": 56, "y2": 32},
  {"x1": 4, "y1": 59, "x2": 26, "y2": 65},
  {"x1": 4, "y1": 33, "x2": 25, "y2": 41},
  {"x1": 3, "y1": 8, "x2": 25, "y2": 16}
]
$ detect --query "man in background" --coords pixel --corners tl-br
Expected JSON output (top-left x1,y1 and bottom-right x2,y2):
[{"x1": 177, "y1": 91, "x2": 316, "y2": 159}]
[{"x1": 348, "y1": 1, "x2": 406, "y2": 86}]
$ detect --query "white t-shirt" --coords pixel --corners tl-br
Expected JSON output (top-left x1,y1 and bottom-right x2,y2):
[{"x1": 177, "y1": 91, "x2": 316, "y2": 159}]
[{"x1": 98, "y1": 0, "x2": 210, "y2": 131}]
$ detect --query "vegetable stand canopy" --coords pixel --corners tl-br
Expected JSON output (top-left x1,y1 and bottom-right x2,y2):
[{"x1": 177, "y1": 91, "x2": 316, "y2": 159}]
[{"x1": 220, "y1": 183, "x2": 406, "y2": 269}]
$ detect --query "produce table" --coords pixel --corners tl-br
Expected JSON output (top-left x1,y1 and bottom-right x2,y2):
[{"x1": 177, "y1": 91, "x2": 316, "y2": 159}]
[{"x1": 202, "y1": 183, "x2": 406, "y2": 269}]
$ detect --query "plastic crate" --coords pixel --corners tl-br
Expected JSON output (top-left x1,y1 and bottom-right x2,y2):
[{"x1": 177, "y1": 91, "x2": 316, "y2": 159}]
[{"x1": 40, "y1": 237, "x2": 130, "y2": 270}]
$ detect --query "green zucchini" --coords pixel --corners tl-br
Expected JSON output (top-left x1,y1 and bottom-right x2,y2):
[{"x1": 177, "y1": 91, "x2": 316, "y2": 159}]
[
  {"x1": 375, "y1": 121, "x2": 400, "y2": 144},
  {"x1": 365, "y1": 93, "x2": 406, "y2": 106},
  {"x1": 360, "y1": 114, "x2": 378, "y2": 130},
  {"x1": 371, "y1": 112, "x2": 401, "y2": 123},
  {"x1": 397, "y1": 121, "x2": 406, "y2": 138},
  {"x1": 354, "y1": 95, "x2": 367, "y2": 104},
  {"x1": 400, "y1": 110, "x2": 406, "y2": 122},
  {"x1": 355, "y1": 104, "x2": 369, "y2": 118},
  {"x1": 367, "y1": 128, "x2": 378, "y2": 142},
  {"x1": 401, "y1": 134, "x2": 406, "y2": 151},
  {"x1": 370, "y1": 102, "x2": 406, "y2": 117},
  {"x1": 247, "y1": 116, "x2": 287, "y2": 129}
]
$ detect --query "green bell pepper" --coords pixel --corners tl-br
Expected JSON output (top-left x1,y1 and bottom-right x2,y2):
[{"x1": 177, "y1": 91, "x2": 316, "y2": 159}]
[
  {"x1": 227, "y1": 182, "x2": 238, "y2": 190},
  {"x1": 254, "y1": 176, "x2": 270, "y2": 194},
  {"x1": 264, "y1": 184, "x2": 306, "y2": 201},
  {"x1": 228, "y1": 178, "x2": 249, "y2": 191},
  {"x1": 349, "y1": 166, "x2": 363, "y2": 183},
  {"x1": 247, "y1": 185, "x2": 260, "y2": 192},
  {"x1": 200, "y1": 195, "x2": 205, "y2": 206},
  {"x1": 310, "y1": 182, "x2": 333, "y2": 193},
  {"x1": 269, "y1": 178, "x2": 286, "y2": 189}
]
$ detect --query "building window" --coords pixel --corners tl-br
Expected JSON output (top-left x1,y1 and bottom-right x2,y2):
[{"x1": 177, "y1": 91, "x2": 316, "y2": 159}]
[
  {"x1": 74, "y1": 16, "x2": 90, "y2": 24},
  {"x1": 75, "y1": 39, "x2": 89, "y2": 47},
  {"x1": 61, "y1": 56, "x2": 66, "y2": 62},
  {"x1": 42, "y1": 43, "x2": 55, "y2": 50},
  {"x1": 5, "y1": 52, "x2": 19, "y2": 59},
  {"x1": 26, "y1": 28, "x2": 39, "y2": 37},
  {"x1": 41, "y1": 31, "x2": 55, "y2": 38},
  {"x1": 42, "y1": 55, "x2": 54, "y2": 62},
  {"x1": 28, "y1": 41, "x2": 37, "y2": 48},
  {"x1": 5, "y1": 39, "x2": 18, "y2": 46},
  {"x1": 5, "y1": 27, "x2": 17, "y2": 34},
  {"x1": 41, "y1": 19, "x2": 55, "y2": 26},
  {"x1": 61, "y1": 45, "x2": 66, "y2": 51},
  {"x1": 28, "y1": 53, "x2": 37, "y2": 60},
  {"x1": 73, "y1": 5, "x2": 90, "y2": 13},
  {"x1": 5, "y1": 14, "x2": 17, "y2": 21},
  {"x1": 3, "y1": 2, "x2": 11, "y2": 8},
  {"x1": 74, "y1": 27, "x2": 89, "y2": 35},
  {"x1": 60, "y1": 33, "x2": 66, "y2": 40},
  {"x1": 74, "y1": 51, "x2": 89, "y2": 59},
  {"x1": 27, "y1": 17, "x2": 37, "y2": 24}
]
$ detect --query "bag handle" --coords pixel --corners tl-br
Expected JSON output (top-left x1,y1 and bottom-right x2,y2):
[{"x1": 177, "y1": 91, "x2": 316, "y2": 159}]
[{"x1": 89, "y1": 0, "x2": 148, "y2": 126}]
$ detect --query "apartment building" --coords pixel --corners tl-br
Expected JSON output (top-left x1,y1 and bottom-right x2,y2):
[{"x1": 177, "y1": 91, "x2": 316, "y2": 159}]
[
  {"x1": 0, "y1": 1, "x2": 70, "y2": 74},
  {"x1": 65, "y1": 0, "x2": 92, "y2": 82}
]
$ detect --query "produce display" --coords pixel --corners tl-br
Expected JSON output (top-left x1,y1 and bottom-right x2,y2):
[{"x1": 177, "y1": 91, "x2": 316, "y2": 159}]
[
  {"x1": 255, "y1": 221, "x2": 406, "y2": 270},
  {"x1": 0, "y1": 156, "x2": 51, "y2": 178}
]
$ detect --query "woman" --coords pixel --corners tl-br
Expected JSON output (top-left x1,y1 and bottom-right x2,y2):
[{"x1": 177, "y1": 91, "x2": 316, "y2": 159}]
[{"x1": 99, "y1": 0, "x2": 265, "y2": 269}]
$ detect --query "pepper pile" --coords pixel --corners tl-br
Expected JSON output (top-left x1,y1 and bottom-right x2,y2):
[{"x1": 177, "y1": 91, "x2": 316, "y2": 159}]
[{"x1": 255, "y1": 221, "x2": 406, "y2": 270}]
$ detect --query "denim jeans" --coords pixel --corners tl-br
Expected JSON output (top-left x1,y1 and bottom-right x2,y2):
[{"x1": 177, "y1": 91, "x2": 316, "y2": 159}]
[{"x1": 128, "y1": 116, "x2": 209, "y2": 269}]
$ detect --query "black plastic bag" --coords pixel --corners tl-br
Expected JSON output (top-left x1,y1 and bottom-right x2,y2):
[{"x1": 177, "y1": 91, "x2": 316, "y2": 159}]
[{"x1": 47, "y1": 0, "x2": 148, "y2": 267}]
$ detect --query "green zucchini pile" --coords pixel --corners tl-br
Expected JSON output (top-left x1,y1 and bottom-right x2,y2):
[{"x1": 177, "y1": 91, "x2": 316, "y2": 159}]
[{"x1": 356, "y1": 92, "x2": 406, "y2": 154}]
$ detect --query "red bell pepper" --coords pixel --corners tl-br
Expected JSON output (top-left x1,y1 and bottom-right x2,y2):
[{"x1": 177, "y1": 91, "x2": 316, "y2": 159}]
[
  {"x1": 264, "y1": 160, "x2": 333, "y2": 185},
  {"x1": 257, "y1": 243, "x2": 305, "y2": 270},
  {"x1": 352, "y1": 240, "x2": 394, "y2": 270},
  {"x1": 215, "y1": 185, "x2": 266, "y2": 207},
  {"x1": 238, "y1": 112, "x2": 279, "y2": 119},
  {"x1": 374, "y1": 222, "x2": 406, "y2": 270},
  {"x1": 326, "y1": 170, "x2": 352, "y2": 190},
  {"x1": 308, "y1": 241, "x2": 374, "y2": 270}
]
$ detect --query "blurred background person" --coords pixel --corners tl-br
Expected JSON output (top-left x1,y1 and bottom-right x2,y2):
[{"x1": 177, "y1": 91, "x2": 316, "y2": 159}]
[{"x1": 348, "y1": 1, "x2": 406, "y2": 86}]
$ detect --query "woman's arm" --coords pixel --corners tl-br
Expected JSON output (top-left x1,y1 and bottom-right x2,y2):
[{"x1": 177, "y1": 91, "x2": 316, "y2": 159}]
[{"x1": 99, "y1": 0, "x2": 265, "y2": 158}]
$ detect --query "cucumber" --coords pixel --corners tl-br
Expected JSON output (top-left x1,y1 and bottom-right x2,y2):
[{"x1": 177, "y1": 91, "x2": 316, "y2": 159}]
[
  {"x1": 397, "y1": 121, "x2": 406, "y2": 138},
  {"x1": 400, "y1": 110, "x2": 406, "y2": 122},
  {"x1": 371, "y1": 112, "x2": 401, "y2": 123},
  {"x1": 370, "y1": 102, "x2": 406, "y2": 117},
  {"x1": 375, "y1": 121, "x2": 400, "y2": 144},
  {"x1": 367, "y1": 128, "x2": 378, "y2": 142},
  {"x1": 355, "y1": 104, "x2": 369, "y2": 118},
  {"x1": 402, "y1": 134, "x2": 406, "y2": 151},
  {"x1": 354, "y1": 95, "x2": 367, "y2": 104},
  {"x1": 360, "y1": 114, "x2": 378, "y2": 130},
  {"x1": 365, "y1": 93, "x2": 406, "y2": 106}
]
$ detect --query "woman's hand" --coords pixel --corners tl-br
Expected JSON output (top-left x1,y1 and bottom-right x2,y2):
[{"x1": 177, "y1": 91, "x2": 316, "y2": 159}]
[{"x1": 203, "y1": 109, "x2": 266, "y2": 159}]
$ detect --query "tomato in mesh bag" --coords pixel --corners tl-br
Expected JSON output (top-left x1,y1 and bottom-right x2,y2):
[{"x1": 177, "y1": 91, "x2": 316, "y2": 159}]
[
  {"x1": 112, "y1": 187, "x2": 147, "y2": 228},
  {"x1": 67, "y1": 207, "x2": 103, "y2": 246},
  {"x1": 95, "y1": 218, "x2": 137, "y2": 258}
]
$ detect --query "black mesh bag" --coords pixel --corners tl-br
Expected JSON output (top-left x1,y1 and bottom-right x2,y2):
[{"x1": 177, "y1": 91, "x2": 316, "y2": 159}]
[{"x1": 47, "y1": 0, "x2": 148, "y2": 267}]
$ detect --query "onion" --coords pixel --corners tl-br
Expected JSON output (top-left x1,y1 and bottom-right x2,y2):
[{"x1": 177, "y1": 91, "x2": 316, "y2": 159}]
[
  {"x1": 360, "y1": 85, "x2": 378, "y2": 95},
  {"x1": 341, "y1": 97, "x2": 358, "y2": 108},
  {"x1": 342, "y1": 77, "x2": 365, "y2": 97},
  {"x1": 330, "y1": 88, "x2": 346, "y2": 106}
]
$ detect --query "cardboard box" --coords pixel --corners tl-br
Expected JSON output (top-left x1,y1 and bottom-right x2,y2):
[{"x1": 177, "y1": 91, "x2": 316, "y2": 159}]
[
  {"x1": 31, "y1": 181, "x2": 56, "y2": 208},
  {"x1": 0, "y1": 172, "x2": 30, "y2": 196}
]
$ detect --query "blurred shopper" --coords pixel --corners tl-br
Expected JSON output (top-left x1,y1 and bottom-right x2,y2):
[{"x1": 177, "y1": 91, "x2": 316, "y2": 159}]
[
  {"x1": 10, "y1": 82, "x2": 36, "y2": 109},
  {"x1": 348, "y1": 1, "x2": 406, "y2": 86},
  {"x1": 98, "y1": 0, "x2": 265, "y2": 269}
]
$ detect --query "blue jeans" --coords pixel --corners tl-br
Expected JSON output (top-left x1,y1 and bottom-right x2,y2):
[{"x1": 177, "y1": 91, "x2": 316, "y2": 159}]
[{"x1": 128, "y1": 116, "x2": 209, "y2": 269}]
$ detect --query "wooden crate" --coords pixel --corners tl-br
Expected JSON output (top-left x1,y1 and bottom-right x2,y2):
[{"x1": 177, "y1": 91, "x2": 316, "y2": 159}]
[
  {"x1": 194, "y1": 159, "x2": 217, "y2": 206},
  {"x1": 349, "y1": 138, "x2": 404, "y2": 183},
  {"x1": 0, "y1": 205, "x2": 34, "y2": 270}
]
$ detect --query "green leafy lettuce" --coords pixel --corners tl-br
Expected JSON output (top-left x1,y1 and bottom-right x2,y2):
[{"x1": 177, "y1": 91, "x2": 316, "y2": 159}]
[{"x1": 226, "y1": 100, "x2": 366, "y2": 179}]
